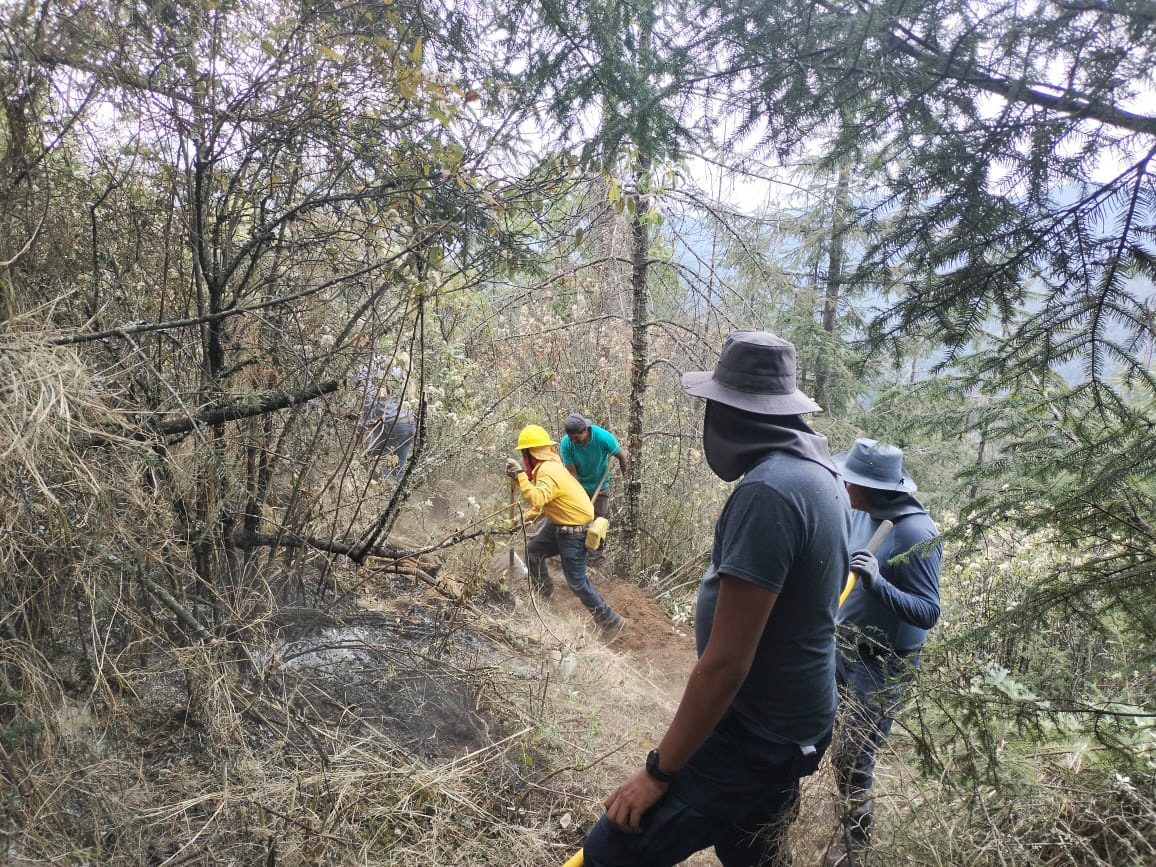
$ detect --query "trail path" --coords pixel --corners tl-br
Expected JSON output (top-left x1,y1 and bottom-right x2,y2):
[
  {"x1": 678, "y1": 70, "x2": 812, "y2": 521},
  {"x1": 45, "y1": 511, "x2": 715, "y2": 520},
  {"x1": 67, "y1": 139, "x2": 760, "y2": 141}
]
[
  {"x1": 538, "y1": 563, "x2": 701, "y2": 702},
  {"x1": 543, "y1": 567, "x2": 725, "y2": 866},
  {"x1": 538, "y1": 565, "x2": 838, "y2": 867}
]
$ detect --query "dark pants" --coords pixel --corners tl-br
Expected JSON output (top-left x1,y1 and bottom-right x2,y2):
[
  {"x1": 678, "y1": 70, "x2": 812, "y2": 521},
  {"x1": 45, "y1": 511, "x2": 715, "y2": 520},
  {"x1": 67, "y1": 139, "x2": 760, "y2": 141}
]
[
  {"x1": 591, "y1": 490, "x2": 610, "y2": 518},
  {"x1": 584, "y1": 717, "x2": 830, "y2": 866},
  {"x1": 526, "y1": 521, "x2": 616, "y2": 625},
  {"x1": 830, "y1": 648, "x2": 918, "y2": 851},
  {"x1": 365, "y1": 420, "x2": 415, "y2": 480}
]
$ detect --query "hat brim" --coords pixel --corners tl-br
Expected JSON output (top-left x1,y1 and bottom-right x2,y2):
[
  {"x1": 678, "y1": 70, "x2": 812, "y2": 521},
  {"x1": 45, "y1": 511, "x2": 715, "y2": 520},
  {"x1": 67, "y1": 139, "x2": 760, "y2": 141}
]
[
  {"x1": 833, "y1": 453, "x2": 918, "y2": 492},
  {"x1": 682, "y1": 370, "x2": 823, "y2": 415}
]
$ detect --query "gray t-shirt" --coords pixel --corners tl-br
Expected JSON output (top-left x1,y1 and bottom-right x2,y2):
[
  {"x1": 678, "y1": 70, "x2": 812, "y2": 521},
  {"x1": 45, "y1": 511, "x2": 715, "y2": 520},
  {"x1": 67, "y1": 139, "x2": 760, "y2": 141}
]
[{"x1": 695, "y1": 451, "x2": 850, "y2": 749}]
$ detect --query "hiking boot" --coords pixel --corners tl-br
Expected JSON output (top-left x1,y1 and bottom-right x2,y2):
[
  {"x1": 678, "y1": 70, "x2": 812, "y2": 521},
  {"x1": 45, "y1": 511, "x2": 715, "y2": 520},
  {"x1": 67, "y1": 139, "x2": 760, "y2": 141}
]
[
  {"x1": 824, "y1": 836, "x2": 867, "y2": 867},
  {"x1": 598, "y1": 613, "x2": 627, "y2": 642}
]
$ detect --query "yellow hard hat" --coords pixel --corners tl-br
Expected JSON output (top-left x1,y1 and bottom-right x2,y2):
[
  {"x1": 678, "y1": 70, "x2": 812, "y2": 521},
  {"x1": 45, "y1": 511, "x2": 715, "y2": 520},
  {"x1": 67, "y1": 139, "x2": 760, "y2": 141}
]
[{"x1": 516, "y1": 424, "x2": 556, "y2": 450}]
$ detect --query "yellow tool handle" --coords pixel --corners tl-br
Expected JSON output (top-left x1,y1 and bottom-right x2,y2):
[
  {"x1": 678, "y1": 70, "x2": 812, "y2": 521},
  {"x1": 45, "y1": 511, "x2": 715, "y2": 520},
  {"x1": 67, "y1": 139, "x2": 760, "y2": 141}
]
[
  {"x1": 562, "y1": 849, "x2": 584, "y2": 867},
  {"x1": 509, "y1": 479, "x2": 518, "y2": 573},
  {"x1": 838, "y1": 519, "x2": 894, "y2": 607}
]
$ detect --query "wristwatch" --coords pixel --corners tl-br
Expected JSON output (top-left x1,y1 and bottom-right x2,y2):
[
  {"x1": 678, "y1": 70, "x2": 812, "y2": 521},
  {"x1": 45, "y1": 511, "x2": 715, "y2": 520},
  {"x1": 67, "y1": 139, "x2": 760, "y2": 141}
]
[{"x1": 645, "y1": 748, "x2": 676, "y2": 784}]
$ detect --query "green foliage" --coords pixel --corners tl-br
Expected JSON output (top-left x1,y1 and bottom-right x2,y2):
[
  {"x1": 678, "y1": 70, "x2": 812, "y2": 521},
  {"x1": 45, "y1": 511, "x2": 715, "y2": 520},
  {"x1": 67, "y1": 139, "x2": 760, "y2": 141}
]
[
  {"x1": 511, "y1": 0, "x2": 702, "y2": 168},
  {"x1": 865, "y1": 514, "x2": 1156, "y2": 864},
  {"x1": 709, "y1": 0, "x2": 1156, "y2": 363}
]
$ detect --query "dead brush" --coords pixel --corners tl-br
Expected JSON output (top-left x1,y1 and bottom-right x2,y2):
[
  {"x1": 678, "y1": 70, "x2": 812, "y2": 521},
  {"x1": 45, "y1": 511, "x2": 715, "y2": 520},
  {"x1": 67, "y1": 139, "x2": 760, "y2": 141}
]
[
  {"x1": 0, "y1": 638, "x2": 64, "y2": 795},
  {"x1": 0, "y1": 334, "x2": 167, "y2": 638},
  {"x1": 0, "y1": 617, "x2": 160, "y2": 864},
  {"x1": 0, "y1": 333, "x2": 192, "y2": 852},
  {"x1": 849, "y1": 730, "x2": 1156, "y2": 866}
]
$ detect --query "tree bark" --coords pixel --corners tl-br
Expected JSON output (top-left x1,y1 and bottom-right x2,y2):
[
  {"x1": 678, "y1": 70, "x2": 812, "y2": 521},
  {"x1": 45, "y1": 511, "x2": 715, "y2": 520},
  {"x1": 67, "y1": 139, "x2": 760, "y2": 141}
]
[
  {"x1": 618, "y1": 174, "x2": 650, "y2": 580},
  {"x1": 816, "y1": 165, "x2": 850, "y2": 406}
]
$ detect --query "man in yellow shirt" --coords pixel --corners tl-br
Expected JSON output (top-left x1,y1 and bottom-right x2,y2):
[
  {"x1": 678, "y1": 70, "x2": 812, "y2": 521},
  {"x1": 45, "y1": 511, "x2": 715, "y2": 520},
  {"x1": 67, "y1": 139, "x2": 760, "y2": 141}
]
[{"x1": 505, "y1": 424, "x2": 624, "y2": 634}]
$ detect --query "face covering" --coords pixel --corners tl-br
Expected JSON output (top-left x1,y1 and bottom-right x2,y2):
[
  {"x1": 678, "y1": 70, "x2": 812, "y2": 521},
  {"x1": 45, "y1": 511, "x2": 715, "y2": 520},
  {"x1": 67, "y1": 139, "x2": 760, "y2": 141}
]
[
  {"x1": 702, "y1": 400, "x2": 837, "y2": 481},
  {"x1": 861, "y1": 488, "x2": 929, "y2": 521},
  {"x1": 524, "y1": 445, "x2": 560, "y2": 480}
]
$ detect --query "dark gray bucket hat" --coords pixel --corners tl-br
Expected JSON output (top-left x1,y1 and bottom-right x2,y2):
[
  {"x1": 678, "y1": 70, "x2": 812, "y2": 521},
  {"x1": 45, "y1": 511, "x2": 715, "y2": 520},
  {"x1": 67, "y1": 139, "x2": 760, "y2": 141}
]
[
  {"x1": 835, "y1": 438, "x2": 917, "y2": 492},
  {"x1": 681, "y1": 331, "x2": 822, "y2": 415}
]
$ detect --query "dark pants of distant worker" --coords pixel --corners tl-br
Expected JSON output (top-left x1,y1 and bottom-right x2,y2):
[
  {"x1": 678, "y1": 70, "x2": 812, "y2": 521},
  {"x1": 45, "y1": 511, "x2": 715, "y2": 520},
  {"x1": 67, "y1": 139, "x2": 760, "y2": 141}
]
[
  {"x1": 526, "y1": 521, "x2": 616, "y2": 626},
  {"x1": 591, "y1": 490, "x2": 610, "y2": 518},
  {"x1": 583, "y1": 714, "x2": 830, "y2": 866},
  {"x1": 830, "y1": 647, "x2": 918, "y2": 852},
  {"x1": 365, "y1": 420, "x2": 415, "y2": 480}
]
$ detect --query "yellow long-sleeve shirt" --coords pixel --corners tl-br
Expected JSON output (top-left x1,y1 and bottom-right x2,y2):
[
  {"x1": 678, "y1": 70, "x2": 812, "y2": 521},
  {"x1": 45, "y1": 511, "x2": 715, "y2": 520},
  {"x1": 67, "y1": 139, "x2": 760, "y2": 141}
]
[{"x1": 517, "y1": 458, "x2": 595, "y2": 526}]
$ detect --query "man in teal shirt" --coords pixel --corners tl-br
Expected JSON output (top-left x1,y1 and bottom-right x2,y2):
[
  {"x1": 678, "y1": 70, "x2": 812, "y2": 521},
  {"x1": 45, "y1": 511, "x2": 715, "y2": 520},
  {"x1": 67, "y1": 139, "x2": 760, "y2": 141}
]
[{"x1": 559, "y1": 413, "x2": 629, "y2": 562}]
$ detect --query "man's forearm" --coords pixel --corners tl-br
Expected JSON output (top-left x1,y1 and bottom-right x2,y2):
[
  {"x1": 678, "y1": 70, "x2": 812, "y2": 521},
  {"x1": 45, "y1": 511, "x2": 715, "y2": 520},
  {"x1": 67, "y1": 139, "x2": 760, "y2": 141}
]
[{"x1": 517, "y1": 474, "x2": 551, "y2": 510}]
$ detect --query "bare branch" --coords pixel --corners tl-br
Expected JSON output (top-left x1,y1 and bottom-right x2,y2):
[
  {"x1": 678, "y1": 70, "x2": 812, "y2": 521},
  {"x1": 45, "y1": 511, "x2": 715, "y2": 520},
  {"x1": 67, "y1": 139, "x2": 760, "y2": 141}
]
[{"x1": 77, "y1": 380, "x2": 339, "y2": 449}]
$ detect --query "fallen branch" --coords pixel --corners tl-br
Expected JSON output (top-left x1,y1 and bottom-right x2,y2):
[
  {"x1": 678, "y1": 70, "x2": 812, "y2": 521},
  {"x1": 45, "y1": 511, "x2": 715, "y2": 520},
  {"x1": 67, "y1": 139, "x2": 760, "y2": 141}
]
[
  {"x1": 76, "y1": 380, "x2": 339, "y2": 449},
  {"x1": 235, "y1": 528, "x2": 403, "y2": 561},
  {"x1": 235, "y1": 522, "x2": 507, "y2": 570},
  {"x1": 139, "y1": 572, "x2": 213, "y2": 641}
]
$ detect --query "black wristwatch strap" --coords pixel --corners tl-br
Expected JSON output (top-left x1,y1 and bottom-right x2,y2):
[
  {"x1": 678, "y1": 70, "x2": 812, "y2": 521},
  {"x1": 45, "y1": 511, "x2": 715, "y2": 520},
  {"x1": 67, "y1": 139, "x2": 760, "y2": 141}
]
[{"x1": 645, "y1": 748, "x2": 677, "y2": 783}]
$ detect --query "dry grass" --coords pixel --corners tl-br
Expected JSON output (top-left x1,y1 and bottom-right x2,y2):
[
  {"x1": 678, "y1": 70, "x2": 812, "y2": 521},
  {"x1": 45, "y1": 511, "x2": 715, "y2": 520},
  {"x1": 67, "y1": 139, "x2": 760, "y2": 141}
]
[
  {"x1": 0, "y1": 561, "x2": 694, "y2": 866},
  {"x1": 1, "y1": 338, "x2": 154, "y2": 640},
  {"x1": 0, "y1": 333, "x2": 684, "y2": 864}
]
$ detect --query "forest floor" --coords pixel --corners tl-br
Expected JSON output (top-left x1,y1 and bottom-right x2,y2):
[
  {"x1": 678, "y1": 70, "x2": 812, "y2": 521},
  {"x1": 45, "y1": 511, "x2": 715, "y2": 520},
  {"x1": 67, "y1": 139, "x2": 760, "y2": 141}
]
[
  {"x1": 529, "y1": 561, "x2": 721, "y2": 865},
  {"x1": 6, "y1": 504, "x2": 845, "y2": 866}
]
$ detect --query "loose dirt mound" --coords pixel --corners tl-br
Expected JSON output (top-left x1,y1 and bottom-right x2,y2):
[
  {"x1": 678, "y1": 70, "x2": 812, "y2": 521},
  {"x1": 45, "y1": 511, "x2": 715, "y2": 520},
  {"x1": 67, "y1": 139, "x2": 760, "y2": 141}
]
[{"x1": 547, "y1": 564, "x2": 698, "y2": 676}]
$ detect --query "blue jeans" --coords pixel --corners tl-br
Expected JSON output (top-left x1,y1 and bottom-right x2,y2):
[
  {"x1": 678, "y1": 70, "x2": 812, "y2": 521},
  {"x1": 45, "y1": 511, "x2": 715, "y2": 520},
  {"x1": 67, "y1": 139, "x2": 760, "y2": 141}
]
[
  {"x1": 583, "y1": 715, "x2": 830, "y2": 866},
  {"x1": 526, "y1": 521, "x2": 616, "y2": 625},
  {"x1": 830, "y1": 646, "x2": 918, "y2": 847}
]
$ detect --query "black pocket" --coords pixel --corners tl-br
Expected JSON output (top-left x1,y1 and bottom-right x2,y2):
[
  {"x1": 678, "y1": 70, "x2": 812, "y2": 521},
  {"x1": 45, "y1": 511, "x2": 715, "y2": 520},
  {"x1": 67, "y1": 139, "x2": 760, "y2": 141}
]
[{"x1": 791, "y1": 747, "x2": 824, "y2": 778}]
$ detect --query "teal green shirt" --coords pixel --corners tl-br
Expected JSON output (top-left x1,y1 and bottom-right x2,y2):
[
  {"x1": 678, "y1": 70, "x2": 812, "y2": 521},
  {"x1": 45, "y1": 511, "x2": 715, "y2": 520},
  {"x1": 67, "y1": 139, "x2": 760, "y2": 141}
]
[{"x1": 559, "y1": 425, "x2": 620, "y2": 493}]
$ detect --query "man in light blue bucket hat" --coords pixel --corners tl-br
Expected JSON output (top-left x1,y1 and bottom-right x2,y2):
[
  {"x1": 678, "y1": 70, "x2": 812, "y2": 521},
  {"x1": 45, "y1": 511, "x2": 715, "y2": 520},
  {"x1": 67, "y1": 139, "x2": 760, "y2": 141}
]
[{"x1": 826, "y1": 438, "x2": 942, "y2": 867}]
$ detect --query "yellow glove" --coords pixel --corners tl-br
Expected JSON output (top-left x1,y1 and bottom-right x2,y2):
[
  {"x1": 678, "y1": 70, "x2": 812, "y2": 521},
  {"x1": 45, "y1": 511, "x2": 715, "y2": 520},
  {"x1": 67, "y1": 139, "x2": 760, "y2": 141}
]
[
  {"x1": 585, "y1": 517, "x2": 609, "y2": 550},
  {"x1": 504, "y1": 458, "x2": 523, "y2": 478}
]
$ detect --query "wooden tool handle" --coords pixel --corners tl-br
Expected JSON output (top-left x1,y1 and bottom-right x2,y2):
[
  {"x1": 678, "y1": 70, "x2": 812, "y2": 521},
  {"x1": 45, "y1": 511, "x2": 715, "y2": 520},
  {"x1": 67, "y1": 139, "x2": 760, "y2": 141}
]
[
  {"x1": 838, "y1": 519, "x2": 894, "y2": 607},
  {"x1": 864, "y1": 519, "x2": 894, "y2": 554},
  {"x1": 509, "y1": 479, "x2": 518, "y2": 573}
]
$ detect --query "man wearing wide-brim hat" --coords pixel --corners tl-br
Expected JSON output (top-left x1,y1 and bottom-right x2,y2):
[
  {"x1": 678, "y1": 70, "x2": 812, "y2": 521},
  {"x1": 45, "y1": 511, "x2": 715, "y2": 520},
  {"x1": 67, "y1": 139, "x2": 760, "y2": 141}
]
[
  {"x1": 826, "y1": 438, "x2": 942, "y2": 867},
  {"x1": 583, "y1": 331, "x2": 851, "y2": 866}
]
